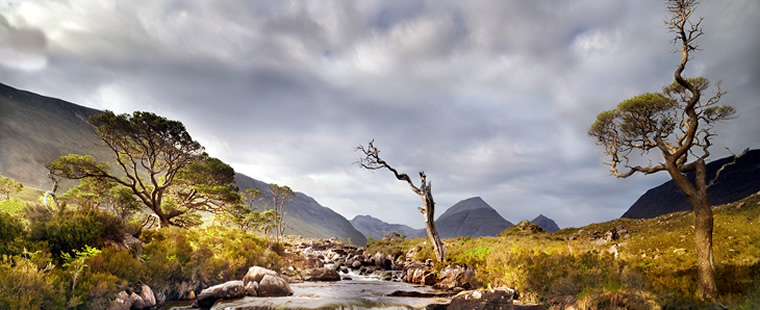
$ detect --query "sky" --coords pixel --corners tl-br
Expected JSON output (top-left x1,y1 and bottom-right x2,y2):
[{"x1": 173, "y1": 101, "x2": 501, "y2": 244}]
[{"x1": 1, "y1": 0, "x2": 758, "y2": 229}]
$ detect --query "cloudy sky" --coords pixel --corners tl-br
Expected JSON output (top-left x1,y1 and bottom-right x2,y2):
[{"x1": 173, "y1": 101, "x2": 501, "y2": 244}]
[{"x1": 1, "y1": 1, "x2": 758, "y2": 229}]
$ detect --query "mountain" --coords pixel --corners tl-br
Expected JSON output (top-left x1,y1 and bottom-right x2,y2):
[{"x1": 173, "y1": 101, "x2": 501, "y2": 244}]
[
  {"x1": 234, "y1": 174, "x2": 365, "y2": 245},
  {"x1": 350, "y1": 215, "x2": 420, "y2": 240},
  {"x1": 0, "y1": 82, "x2": 365, "y2": 245},
  {"x1": 410, "y1": 196, "x2": 513, "y2": 238},
  {"x1": 531, "y1": 214, "x2": 560, "y2": 233},
  {"x1": 622, "y1": 149, "x2": 760, "y2": 219}
]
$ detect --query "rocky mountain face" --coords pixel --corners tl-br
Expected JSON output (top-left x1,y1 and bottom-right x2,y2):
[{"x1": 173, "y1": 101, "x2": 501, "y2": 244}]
[
  {"x1": 622, "y1": 149, "x2": 760, "y2": 219},
  {"x1": 408, "y1": 197, "x2": 513, "y2": 239},
  {"x1": 0, "y1": 82, "x2": 365, "y2": 245},
  {"x1": 234, "y1": 174, "x2": 365, "y2": 245},
  {"x1": 530, "y1": 214, "x2": 560, "y2": 233},
  {"x1": 350, "y1": 215, "x2": 419, "y2": 240}
]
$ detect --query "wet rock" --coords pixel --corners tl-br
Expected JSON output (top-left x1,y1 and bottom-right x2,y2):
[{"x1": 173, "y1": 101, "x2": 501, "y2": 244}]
[
  {"x1": 194, "y1": 280, "x2": 246, "y2": 309},
  {"x1": 243, "y1": 266, "x2": 279, "y2": 287},
  {"x1": 245, "y1": 281, "x2": 258, "y2": 296},
  {"x1": 108, "y1": 291, "x2": 132, "y2": 310},
  {"x1": 406, "y1": 267, "x2": 438, "y2": 285},
  {"x1": 302, "y1": 267, "x2": 341, "y2": 281},
  {"x1": 258, "y1": 275, "x2": 293, "y2": 297},
  {"x1": 435, "y1": 264, "x2": 476, "y2": 290},
  {"x1": 351, "y1": 259, "x2": 362, "y2": 269},
  {"x1": 139, "y1": 284, "x2": 156, "y2": 308},
  {"x1": 448, "y1": 287, "x2": 514, "y2": 310},
  {"x1": 129, "y1": 292, "x2": 146, "y2": 309},
  {"x1": 388, "y1": 290, "x2": 455, "y2": 298}
]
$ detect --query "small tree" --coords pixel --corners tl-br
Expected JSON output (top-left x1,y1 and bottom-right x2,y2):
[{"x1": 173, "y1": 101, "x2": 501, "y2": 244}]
[
  {"x1": 269, "y1": 183, "x2": 293, "y2": 243},
  {"x1": 0, "y1": 175, "x2": 23, "y2": 200},
  {"x1": 588, "y1": 0, "x2": 745, "y2": 300},
  {"x1": 356, "y1": 140, "x2": 446, "y2": 262},
  {"x1": 46, "y1": 111, "x2": 239, "y2": 227}
]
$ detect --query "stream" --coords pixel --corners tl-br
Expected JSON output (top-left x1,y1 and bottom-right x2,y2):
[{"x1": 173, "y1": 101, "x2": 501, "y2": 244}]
[{"x1": 165, "y1": 270, "x2": 453, "y2": 310}]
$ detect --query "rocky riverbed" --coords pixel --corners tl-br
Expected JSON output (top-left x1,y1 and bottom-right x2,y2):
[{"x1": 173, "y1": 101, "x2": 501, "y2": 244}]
[{"x1": 153, "y1": 238, "x2": 518, "y2": 310}]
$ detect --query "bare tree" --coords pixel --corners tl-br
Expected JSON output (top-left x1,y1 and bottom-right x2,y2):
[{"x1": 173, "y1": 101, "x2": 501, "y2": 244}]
[
  {"x1": 356, "y1": 140, "x2": 446, "y2": 263},
  {"x1": 589, "y1": 0, "x2": 746, "y2": 301},
  {"x1": 269, "y1": 183, "x2": 293, "y2": 244}
]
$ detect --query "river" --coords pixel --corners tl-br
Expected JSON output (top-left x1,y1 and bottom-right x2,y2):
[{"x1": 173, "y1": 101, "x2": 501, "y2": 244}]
[{"x1": 165, "y1": 270, "x2": 453, "y2": 310}]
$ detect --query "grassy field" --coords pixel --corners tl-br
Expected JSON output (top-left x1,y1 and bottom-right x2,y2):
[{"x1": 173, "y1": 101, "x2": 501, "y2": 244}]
[{"x1": 367, "y1": 191, "x2": 760, "y2": 309}]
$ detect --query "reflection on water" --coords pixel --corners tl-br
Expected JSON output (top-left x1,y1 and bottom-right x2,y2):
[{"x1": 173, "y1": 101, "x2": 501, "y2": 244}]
[{"x1": 211, "y1": 272, "x2": 450, "y2": 310}]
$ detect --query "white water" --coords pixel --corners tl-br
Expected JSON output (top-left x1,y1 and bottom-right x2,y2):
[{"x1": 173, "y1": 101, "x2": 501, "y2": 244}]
[{"x1": 211, "y1": 270, "x2": 450, "y2": 310}]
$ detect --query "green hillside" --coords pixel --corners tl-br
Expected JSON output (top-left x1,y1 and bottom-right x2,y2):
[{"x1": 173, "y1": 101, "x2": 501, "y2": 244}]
[{"x1": 367, "y1": 191, "x2": 760, "y2": 309}]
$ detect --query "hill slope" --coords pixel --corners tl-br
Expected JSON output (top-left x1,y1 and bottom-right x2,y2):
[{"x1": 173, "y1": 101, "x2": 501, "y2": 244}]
[
  {"x1": 350, "y1": 215, "x2": 419, "y2": 240},
  {"x1": 531, "y1": 214, "x2": 560, "y2": 233},
  {"x1": 622, "y1": 149, "x2": 760, "y2": 219},
  {"x1": 411, "y1": 196, "x2": 513, "y2": 238},
  {"x1": 0, "y1": 82, "x2": 364, "y2": 245}
]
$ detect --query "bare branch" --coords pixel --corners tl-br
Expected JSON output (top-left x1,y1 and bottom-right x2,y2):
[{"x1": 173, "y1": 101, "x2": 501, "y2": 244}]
[{"x1": 707, "y1": 148, "x2": 749, "y2": 188}]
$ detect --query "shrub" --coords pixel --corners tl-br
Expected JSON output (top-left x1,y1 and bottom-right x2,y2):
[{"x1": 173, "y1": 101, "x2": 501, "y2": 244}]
[
  {"x1": 0, "y1": 258, "x2": 65, "y2": 310},
  {"x1": 0, "y1": 211, "x2": 24, "y2": 256},
  {"x1": 26, "y1": 206, "x2": 126, "y2": 263}
]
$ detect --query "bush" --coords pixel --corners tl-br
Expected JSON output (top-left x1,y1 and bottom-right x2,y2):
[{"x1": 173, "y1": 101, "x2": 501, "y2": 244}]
[
  {"x1": 26, "y1": 206, "x2": 126, "y2": 263},
  {"x1": 0, "y1": 258, "x2": 65, "y2": 310},
  {"x1": 0, "y1": 211, "x2": 24, "y2": 256}
]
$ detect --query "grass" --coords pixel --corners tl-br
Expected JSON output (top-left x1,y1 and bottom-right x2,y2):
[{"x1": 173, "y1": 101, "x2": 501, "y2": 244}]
[{"x1": 366, "y1": 191, "x2": 760, "y2": 309}]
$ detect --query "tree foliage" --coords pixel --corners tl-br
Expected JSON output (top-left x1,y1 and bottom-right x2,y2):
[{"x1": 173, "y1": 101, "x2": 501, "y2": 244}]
[
  {"x1": 46, "y1": 111, "x2": 239, "y2": 227},
  {"x1": 589, "y1": 0, "x2": 744, "y2": 301},
  {"x1": 0, "y1": 175, "x2": 23, "y2": 200},
  {"x1": 269, "y1": 183, "x2": 293, "y2": 243}
]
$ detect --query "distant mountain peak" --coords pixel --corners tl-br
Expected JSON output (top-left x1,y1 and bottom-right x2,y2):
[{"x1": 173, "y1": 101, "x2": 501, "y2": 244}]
[{"x1": 531, "y1": 214, "x2": 560, "y2": 233}]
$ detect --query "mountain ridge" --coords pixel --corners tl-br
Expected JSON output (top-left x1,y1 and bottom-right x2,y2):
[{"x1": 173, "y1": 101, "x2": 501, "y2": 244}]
[
  {"x1": 622, "y1": 149, "x2": 760, "y2": 219},
  {"x1": 0, "y1": 82, "x2": 365, "y2": 245}
]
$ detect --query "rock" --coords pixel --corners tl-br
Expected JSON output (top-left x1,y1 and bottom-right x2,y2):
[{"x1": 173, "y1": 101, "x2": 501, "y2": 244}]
[
  {"x1": 407, "y1": 267, "x2": 438, "y2": 285},
  {"x1": 435, "y1": 264, "x2": 476, "y2": 290},
  {"x1": 129, "y1": 292, "x2": 146, "y2": 309},
  {"x1": 351, "y1": 259, "x2": 362, "y2": 269},
  {"x1": 448, "y1": 288, "x2": 515, "y2": 310},
  {"x1": 258, "y1": 275, "x2": 294, "y2": 297},
  {"x1": 243, "y1": 280, "x2": 257, "y2": 296},
  {"x1": 108, "y1": 291, "x2": 132, "y2": 310},
  {"x1": 139, "y1": 284, "x2": 156, "y2": 308},
  {"x1": 194, "y1": 280, "x2": 246, "y2": 309},
  {"x1": 243, "y1": 266, "x2": 279, "y2": 287},
  {"x1": 302, "y1": 267, "x2": 341, "y2": 281}
]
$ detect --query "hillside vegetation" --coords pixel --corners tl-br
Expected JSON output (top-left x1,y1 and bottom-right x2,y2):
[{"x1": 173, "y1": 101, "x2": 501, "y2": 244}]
[{"x1": 366, "y1": 191, "x2": 760, "y2": 309}]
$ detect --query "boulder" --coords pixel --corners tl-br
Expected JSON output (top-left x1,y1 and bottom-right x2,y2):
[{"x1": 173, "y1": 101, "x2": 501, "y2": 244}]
[
  {"x1": 448, "y1": 288, "x2": 514, "y2": 310},
  {"x1": 406, "y1": 267, "x2": 438, "y2": 285},
  {"x1": 108, "y1": 291, "x2": 132, "y2": 310},
  {"x1": 258, "y1": 275, "x2": 293, "y2": 297},
  {"x1": 245, "y1": 281, "x2": 258, "y2": 296},
  {"x1": 302, "y1": 267, "x2": 341, "y2": 282},
  {"x1": 194, "y1": 280, "x2": 246, "y2": 309},
  {"x1": 435, "y1": 264, "x2": 476, "y2": 290},
  {"x1": 139, "y1": 284, "x2": 156, "y2": 308},
  {"x1": 243, "y1": 266, "x2": 279, "y2": 286},
  {"x1": 129, "y1": 292, "x2": 146, "y2": 309}
]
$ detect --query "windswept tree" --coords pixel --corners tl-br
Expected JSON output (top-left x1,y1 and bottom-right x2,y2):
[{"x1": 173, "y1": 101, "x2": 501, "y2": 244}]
[
  {"x1": 589, "y1": 0, "x2": 744, "y2": 300},
  {"x1": 0, "y1": 175, "x2": 23, "y2": 200},
  {"x1": 269, "y1": 183, "x2": 293, "y2": 243},
  {"x1": 46, "y1": 111, "x2": 239, "y2": 227},
  {"x1": 356, "y1": 140, "x2": 445, "y2": 263}
]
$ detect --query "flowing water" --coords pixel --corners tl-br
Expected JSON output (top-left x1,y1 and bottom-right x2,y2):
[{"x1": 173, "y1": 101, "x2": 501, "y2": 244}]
[{"x1": 209, "y1": 271, "x2": 451, "y2": 310}]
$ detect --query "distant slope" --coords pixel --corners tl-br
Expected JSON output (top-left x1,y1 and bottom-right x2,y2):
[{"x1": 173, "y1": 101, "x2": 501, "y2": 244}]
[
  {"x1": 350, "y1": 215, "x2": 419, "y2": 240},
  {"x1": 531, "y1": 214, "x2": 560, "y2": 233},
  {"x1": 0, "y1": 82, "x2": 365, "y2": 245},
  {"x1": 234, "y1": 174, "x2": 366, "y2": 245},
  {"x1": 0, "y1": 82, "x2": 112, "y2": 189},
  {"x1": 622, "y1": 149, "x2": 760, "y2": 219},
  {"x1": 411, "y1": 197, "x2": 513, "y2": 238}
]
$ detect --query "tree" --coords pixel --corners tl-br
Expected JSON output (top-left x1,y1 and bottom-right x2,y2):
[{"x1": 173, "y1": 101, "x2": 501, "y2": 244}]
[
  {"x1": 588, "y1": 0, "x2": 745, "y2": 300},
  {"x1": 269, "y1": 183, "x2": 293, "y2": 243},
  {"x1": 356, "y1": 140, "x2": 446, "y2": 263},
  {"x1": 46, "y1": 111, "x2": 239, "y2": 227},
  {"x1": 59, "y1": 178, "x2": 140, "y2": 221},
  {"x1": 0, "y1": 175, "x2": 23, "y2": 200}
]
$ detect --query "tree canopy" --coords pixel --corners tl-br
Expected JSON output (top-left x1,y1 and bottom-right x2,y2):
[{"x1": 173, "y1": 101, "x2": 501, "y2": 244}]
[
  {"x1": 46, "y1": 111, "x2": 239, "y2": 227},
  {"x1": 0, "y1": 175, "x2": 23, "y2": 200}
]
